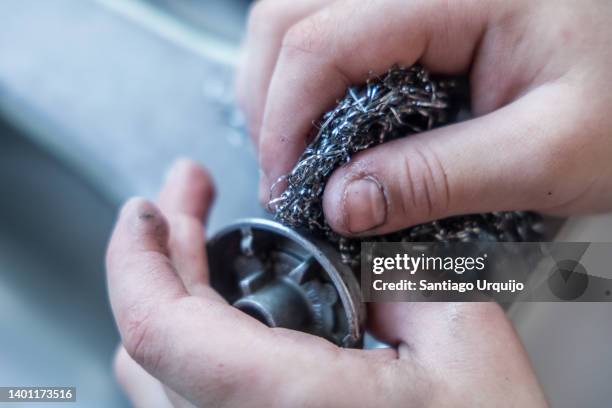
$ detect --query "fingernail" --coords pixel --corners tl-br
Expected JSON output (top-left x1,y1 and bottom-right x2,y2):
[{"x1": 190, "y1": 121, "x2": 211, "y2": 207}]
[
  {"x1": 343, "y1": 177, "x2": 387, "y2": 233},
  {"x1": 121, "y1": 197, "x2": 164, "y2": 233}
]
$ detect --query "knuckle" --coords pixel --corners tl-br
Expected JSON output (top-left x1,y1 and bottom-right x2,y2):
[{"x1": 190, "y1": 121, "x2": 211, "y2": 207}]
[
  {"x1": 171, "y1": 298, "x2": 257, "y2": 403},
  {"x1": 122, "y1": 307, "x2": 164, "y2": 373},
  {"x1": 179, "y1": 161, "x2": 215, "y2": 203},
  {"x1": 532, "y1": 108, "x2": 587, "y2": 186},
  {"x1": 281, "y1": 18, "x2": 326, "y2": 59},
  {"x1": 203, "y1": 366, "x2": 249, "y2": 405},
  {"x1": 399, "y1": 143, "x2": 451, "y2": 221},
  {"x1": 530, "y1": 106, "x2": 603, "y2": 211},
  {"x1": 247, "y1": 0, "x2": 286, "y2": 36}
]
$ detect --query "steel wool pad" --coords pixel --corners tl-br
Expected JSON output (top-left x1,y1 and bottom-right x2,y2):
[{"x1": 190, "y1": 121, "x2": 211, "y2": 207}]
[{"x1": 267, "y1": 65, "x2": 543, "y2": 268}]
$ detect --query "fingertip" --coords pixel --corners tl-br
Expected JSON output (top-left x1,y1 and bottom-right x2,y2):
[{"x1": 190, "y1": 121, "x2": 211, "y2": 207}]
[
  {"x1": 323, "y1": 162, "x2": 390, "y2": 237},
  {"x1": 121, "y1": 196, "x2": 158, "y2": 215},
  {"x1": 121, "y1": 196, "x2": 167, "y2": 232},
  {"x1": 112, "y1": 197, "x2": 169, "y2": 257},
  {"x1": 168, "y1": 158, "x2": 215, "y2": 199},
  {"x1": 161, "y1": 158, "x2": 216, "y2": 220},
  {"x1": 259, "y1": 172, "x2": 288, "y2": 210}
]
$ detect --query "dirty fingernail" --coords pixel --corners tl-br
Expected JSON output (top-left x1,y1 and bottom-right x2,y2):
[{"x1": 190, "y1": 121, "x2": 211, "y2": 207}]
[{"x1": 343, "y1": 177, "x2": 387, "y2": 233}]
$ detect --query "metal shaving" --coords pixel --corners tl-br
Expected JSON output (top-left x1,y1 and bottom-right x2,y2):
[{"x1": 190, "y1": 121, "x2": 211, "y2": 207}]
[{"x1": 268, "y1": 65, "x2": 543, "y2": 268}]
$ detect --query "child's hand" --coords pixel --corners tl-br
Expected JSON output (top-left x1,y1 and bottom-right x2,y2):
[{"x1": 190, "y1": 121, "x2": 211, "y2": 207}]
[{"x1": 237, "y1": 0, "x2": 612, "y2": 235}]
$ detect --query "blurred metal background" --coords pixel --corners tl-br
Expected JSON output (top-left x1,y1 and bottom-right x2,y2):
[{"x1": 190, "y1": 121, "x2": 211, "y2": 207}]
[{"x1": 0, "y1": 1, "x2": 610, "y2": 407}]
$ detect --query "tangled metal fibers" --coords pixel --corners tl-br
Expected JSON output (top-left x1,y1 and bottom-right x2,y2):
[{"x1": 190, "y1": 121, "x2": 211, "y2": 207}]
[{"x1": 268, "y1": 65, "x2": 543, "y2": 268}]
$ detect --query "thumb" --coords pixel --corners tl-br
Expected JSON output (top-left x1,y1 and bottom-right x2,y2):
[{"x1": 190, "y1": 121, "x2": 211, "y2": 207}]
[{"x1": 323, "y1": 84, "x2": 577, "y2": 236}]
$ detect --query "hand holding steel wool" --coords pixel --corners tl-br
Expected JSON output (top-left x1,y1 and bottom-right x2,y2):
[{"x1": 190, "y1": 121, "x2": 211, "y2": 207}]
[
  {"x1": 267, "y1": 65, "x2": 543, "y2": 269},
  {"x1": 238, "y1": 0, "x2": 612, "y2": 237}
]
